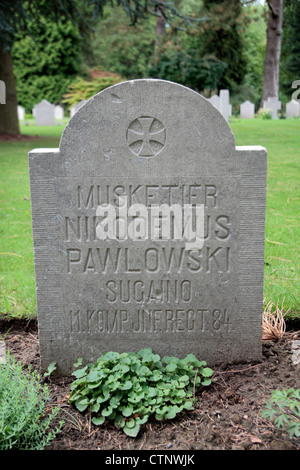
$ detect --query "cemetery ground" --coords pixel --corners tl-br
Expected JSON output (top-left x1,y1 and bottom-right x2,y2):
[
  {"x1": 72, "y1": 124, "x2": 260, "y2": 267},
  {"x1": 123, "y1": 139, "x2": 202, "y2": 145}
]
[{"x1": 0, "y1": 117, "x2": 299, "y2": 450}]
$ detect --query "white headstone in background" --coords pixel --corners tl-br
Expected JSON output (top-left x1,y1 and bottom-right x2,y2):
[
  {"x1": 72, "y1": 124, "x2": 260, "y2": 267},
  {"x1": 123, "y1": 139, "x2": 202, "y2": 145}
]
[
  {"x1": 0, "y1": 80, "x2": 5, "y2": 104},
  {"x1": 207, "y1": 95, "x2": 221, "y2": 112},
  {"x1": 35, "y1": 100, "x2": 55, "y2": 126},
  {"x1": 0, "y1": 340, "x2": 6, "y2": 364},
  {"x1": 55, "y1": 105, "x2": 64, "y2": 120},
  {"x1": 220, "y1": 89, "x2": 230, "y2": 122},
  {"x1": 208, "y1": 91, "x2": 231, "y2": 121},
  {"x1": 17, "y1": 105, "x2": 25, "y2": 121},
  {"x1": 286, "y1": 99, "x2": 300, "y2": 118},
  {"x1": 240, "y1": 100, "x2": 255, "y2": 119},
  {"x1": 263, "y1": 97, "x2": 281, "y2": 119},
  {"x1": 70, "y1": 100, "x2": 87, "y2": 118},
  {"x1": 32, "y1": 105, "x2": 37, "y2": 117}
]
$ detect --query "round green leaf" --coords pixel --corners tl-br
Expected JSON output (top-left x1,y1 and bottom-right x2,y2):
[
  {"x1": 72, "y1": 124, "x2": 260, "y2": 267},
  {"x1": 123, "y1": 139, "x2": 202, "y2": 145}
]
[
  {"x1": 92, "y1": 415, "x2": 105, "y2": 426},
  {"x1": 122, "y1": 405, "x2": 133, "y2": 417}
]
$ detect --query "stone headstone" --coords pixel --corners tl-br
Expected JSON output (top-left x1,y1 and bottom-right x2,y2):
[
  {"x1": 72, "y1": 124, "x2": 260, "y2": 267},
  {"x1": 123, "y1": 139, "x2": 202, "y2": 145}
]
[
  {"x1": 207, "y1": 94, "x2": 220, "y2": 112},
  {"x1": 219, "y1": 89, "x2": 230, "y2": 122},
  {"x1": 28, "y1": 79, "x2": 267, "y2": 375},
  {"x1": 55, "y1": 105, "x2": 64, "y2": 120},
  {"x1": 240, "y1": 100, "x2": 255, "y2": 119},
  {"x1": 0, "y1": 80, "x2": 5, "y2": 104},
  {"x1": 35, "y1": 99, "x2": 55, "y2": 126},
  {"x1": 70, "y1": 100, "x2": 87, "y2": 118},
  {"x1": 0, "y1": 340, "x2": 6, "y2": 364},
  {"x1": 286, "y1": 99, "x2": 300, "y2": 118},
  {"x1": 17, "y1": 105, "x2": 25, "y2": 121},
  {"x1": 263, "y1": 97, "x2": 281, "y2": 119}
]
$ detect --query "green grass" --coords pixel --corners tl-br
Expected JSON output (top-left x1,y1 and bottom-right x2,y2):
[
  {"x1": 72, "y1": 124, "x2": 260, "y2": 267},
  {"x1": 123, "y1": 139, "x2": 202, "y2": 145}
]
[
  {"x1": 0, "y1": 126, "x2": 62, "y2": 318},
  {"x1": 231, "y1": 118, "x2": 300, "y2": 318},
  {"x1": 0, "y1": 118, "x2": 299, "y2": 320}
]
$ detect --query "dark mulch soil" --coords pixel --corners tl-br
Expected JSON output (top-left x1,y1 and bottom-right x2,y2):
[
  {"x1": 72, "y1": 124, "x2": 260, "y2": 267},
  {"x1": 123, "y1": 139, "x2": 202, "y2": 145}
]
[{"x1": 1, "y1": 319, "x2": 300, "y2": 451}]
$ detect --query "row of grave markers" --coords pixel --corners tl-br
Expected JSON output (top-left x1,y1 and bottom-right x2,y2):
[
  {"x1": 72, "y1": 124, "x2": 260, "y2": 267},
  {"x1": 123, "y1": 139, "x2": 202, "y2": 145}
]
[
  {"x1": 207, "y1": 91, "x2": 300, "y2": 119},
  {"x1": 18, "y1": 92, "x2": 300, "y2": 125},
  {"x1": 17, "y1": 99, "x2": 87, "y2": 125}
]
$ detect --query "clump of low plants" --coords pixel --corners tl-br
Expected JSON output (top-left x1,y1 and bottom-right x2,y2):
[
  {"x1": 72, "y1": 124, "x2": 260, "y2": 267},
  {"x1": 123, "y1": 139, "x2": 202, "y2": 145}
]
[
  {"x1": 258, "y1": 108, "x2": 272, "y2": 119},
  {"x1": 0, "y1": 351, "x2": 63, "y2": 450},
  {"x1": 261, "y1": 388, "x2": 300, "y2": 438},
  {"x1": 262, "y1": 298, "x2": 287, "y2": 341},
  {"x1": 69, "y1": 348, "x2": 213, "y2": 437}
]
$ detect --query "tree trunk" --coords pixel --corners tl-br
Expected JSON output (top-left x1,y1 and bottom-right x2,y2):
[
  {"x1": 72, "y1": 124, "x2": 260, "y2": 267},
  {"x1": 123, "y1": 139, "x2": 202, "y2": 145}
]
[
  {"x1": 0, "y1": 42, "x2": 20, "y2": 136},
  {"x1": 154, "y1": 0, "x2": 166, "y2": 60},
  {"x1": 261, "y1": 0, "x2": 283, "y2": 104}
]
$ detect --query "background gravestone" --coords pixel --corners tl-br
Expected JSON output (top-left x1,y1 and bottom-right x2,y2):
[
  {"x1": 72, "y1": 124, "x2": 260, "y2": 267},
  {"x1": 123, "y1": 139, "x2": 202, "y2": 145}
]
[
  {"x1": 207, "y1": 94, "x2": 220, "y2": 112},
  {"x1": 55, "y1": 105, "x2": 64, "y2": 120},
  {"x1": 17, "y1": 105, "x2": 25, "y2": 121},
  {"x1": 263, "y1": 96, "x2": 281, "y2": 119},
  {"x1": 286, "y1": 99, "x2": 300, "y2": 118},
  {"x1": 70, "y1": 100, "x2": 87, "y2": 118},
  {"x1": 0, "y1": 80, "x2": 5, "y2": 104},
  {"x1": 35, "y1": 99, "x2": 55, "y2": 126},
  {"x1": 28, "y1": 79, "x2": 267, "y2": 375},
  {"x1": 207, "y1": 91, "x2": 231, "y2": 121},
  {"x1": 240, "y1": 100, "x2": 255, "y2": 119},
  {"x1": 219, "y1": 89, "x2": 230, "y2": 122}
]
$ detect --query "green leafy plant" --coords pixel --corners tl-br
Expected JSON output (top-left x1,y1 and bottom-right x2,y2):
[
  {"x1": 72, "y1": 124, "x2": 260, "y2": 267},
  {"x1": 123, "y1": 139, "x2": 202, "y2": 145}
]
[
  {"x1": 258, "y1": 108, "x2": 272, "y2": 120},
  {"x1": 69, "y1": 348, "x2": 213, "y2": 437},
  {"x1": 261, "y1": 388, "x2": 300, "y2": 438},
  {"x1": 44, "y1": 361, "x2": 57, "y2": 378},
  {"x1": 62, "y1": 69, "x2": 124, "y2": 109},
  {"x1": 0, "y1": 351, "x2": 63, "y2": 450}
]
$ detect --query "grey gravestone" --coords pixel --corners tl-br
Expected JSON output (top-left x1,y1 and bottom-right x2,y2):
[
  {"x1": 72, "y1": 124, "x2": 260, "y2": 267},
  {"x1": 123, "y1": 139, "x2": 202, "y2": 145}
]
[
  {"x1": 0, "y1": 340, "x2": 6, "y2": 364},
  {"x1": 220, "y1": 89, "x2": 230, "y2": 122},
  {"x1": 29, "y1": 79, "x2": 267, "y2": 375},
  {"x1": 286, "y1": 99, "x2": 300, "y2": 118},
  {"x1": 55, "y1": 105, "x2": 64, "y2": 120},
  {"x1": 35, "y1": 99, "x2": 55, "y2": 126},
  {"x1": 0, "y1": 80, "x2": 5, "y2": 104},
  {"x1": 207, "y1": 94, "x2": 220, "y2": 112},
  {"x1": 17, "y1": 105, "x2": 25, "y2": 121},
  {"x1": 207, "y1": 92, "x2": 231, "y2": 121},
  {"x1": 240, "y1": 100, "x2": 255, "y2": 119},
  {"x1": 263, "y1": 96, "x2": 281, "y2": 119}
]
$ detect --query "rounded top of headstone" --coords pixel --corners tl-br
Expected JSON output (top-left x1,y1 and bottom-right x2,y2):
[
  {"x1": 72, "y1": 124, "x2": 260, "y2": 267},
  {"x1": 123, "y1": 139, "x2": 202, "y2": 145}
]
[
  {"x1": 36, "y1": 99, "x2": 54, "y2": 107},
  {"x1": 59, "y1": 79, "x2": 236, "y2": 177}
]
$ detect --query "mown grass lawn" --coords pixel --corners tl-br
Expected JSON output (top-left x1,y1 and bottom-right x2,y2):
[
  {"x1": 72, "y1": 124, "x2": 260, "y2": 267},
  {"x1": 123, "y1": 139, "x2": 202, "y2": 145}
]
[
  {"x1": 0, "y1": 118, "x2": 299, "y2": 319},
  {"x1": 231, "y1": 118, "x2": 299, "y2": 319}
]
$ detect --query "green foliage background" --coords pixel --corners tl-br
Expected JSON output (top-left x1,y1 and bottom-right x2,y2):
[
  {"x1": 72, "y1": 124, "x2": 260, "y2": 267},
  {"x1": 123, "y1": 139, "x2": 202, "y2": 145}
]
[
  {"x1": 12, "y1": 17, "x2": 80, "y2": 112},
  {"x1": 5, "y1": 0, "x2": 299, "y2": 111}
]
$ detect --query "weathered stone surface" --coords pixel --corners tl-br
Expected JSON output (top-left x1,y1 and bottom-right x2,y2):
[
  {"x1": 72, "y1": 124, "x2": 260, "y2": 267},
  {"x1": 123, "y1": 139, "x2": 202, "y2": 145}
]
[{"x1": 29, "y1": 79, "x2": 267, "y2": 375}]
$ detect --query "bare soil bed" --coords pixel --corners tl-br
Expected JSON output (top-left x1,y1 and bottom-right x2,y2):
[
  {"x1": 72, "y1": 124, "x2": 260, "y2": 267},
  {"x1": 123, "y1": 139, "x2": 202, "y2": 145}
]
[{"x1": 1, "y1": 319, "x2": 300, "y2": 451}]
